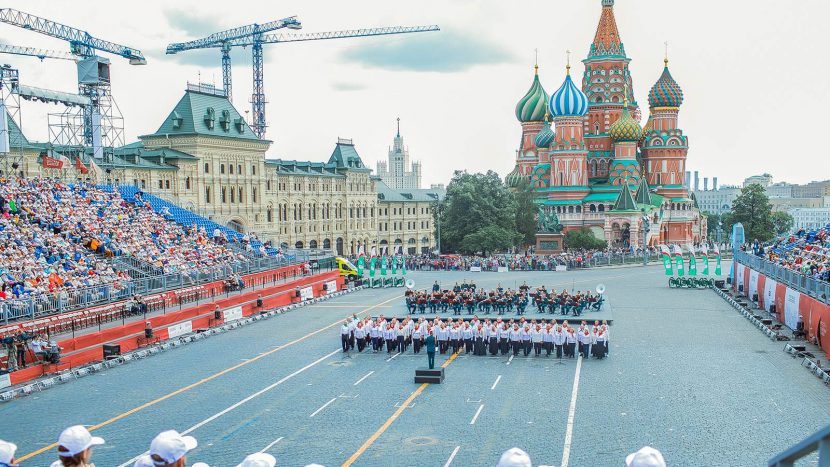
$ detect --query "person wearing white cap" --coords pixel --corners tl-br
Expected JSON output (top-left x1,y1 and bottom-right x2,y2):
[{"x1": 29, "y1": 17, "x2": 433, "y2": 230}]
[
  {"x1": 235, "y1": 452, "x2": 276, "y2": 467},
  {"x1": 149, "y1": 430, "x2": 197, "y2": 467},
  {"x1": 0, "y1": 439, "x2": 17, "y2": 467},
  {"x1": 625, "y1": 446, "x2": 666, "y2": 467},
  {"x1": 496, "y1": 447, "x2": 531, "y2": 467},
  {"x1": 134, "y1": 455, "x2": 155, "y2": 467},
  {"x1": 51, "y1": 425, "x2": 105, "y2": 467}
]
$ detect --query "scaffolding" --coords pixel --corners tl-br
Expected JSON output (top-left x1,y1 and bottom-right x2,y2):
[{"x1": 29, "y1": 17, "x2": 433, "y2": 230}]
[{"x1": 0, "y1": 65, "x2": 24, "y2": 176}]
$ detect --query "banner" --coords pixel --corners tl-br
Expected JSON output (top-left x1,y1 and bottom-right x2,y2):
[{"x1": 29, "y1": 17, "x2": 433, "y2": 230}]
[
  {"x1": 369, "y1": 257, "x2": 376, "y2": 278},
  {"x1": 299, "y1": 286, "x2": 314, "y2": 301},
  {"x1": 391, "y1": 255, "x2": 398, "y2": 275},
  {"x1": 326, "y1": 280, "x2": 337, "y2": 295},
  {"x1": 660, "y1": 244, "x2": 673, "y2": 276},
  {"x1": 223, "y1": 305, "x2": 243, "y2": 323},
  {"x1": 672, "y1": 244, "x2": 685, "y2": 276},
  {"x1": 713, "y1": 243, "x2": 722, "y2": 276},
  {"x1": 736, "y1": 263, "x2": 745, "y2": 291},
  {"x1": 748, "y1": 269, "x2": 759, "y2": 300},
  {"x1": 357, "y1": 256, "x2": 365, "y2": 277},
  {"x1": 41, "y1": 153, "x2": 64, "y2": 169},
  {"x1": 763, "y1": 278, "x2": 777, "y2": 312},
  {"x1": 402, "y1": 257, "x2": 407, "y2": 276},
  {"x1": 168, "y1": 321, "x2": 193, "y2": 339},
  {"x1": 0, "y1": 373, "x2": 11, "y2": 390},
  {"x1": 701, "y1": 245, "x2": 710, "y2": 276},
  {"x1": 687, "y1": 244, "x2": 697, "y2": 276},
  {"x1": 784, "y1": 287, "x2": 800, "y2": 330},
  {"x1": 89, "y1": 158, "x2": 104, "y2": 180},
  {"x1": 75, "y1": 157, "x2": 89, "y2": 175},
  {"x1": 380, "y1": 255, "x2": 387, "y2": 276}
]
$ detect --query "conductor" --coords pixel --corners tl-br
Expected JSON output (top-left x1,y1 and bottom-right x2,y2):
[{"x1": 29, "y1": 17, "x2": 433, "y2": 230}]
[{"x1": 425, "y1": 333, "x2": 436, "y2": 369}]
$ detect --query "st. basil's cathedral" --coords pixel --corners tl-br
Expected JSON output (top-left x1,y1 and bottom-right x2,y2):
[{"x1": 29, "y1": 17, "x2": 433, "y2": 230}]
[{"x1": 506, "y1": 0, "x2": 706, "y2": 248}]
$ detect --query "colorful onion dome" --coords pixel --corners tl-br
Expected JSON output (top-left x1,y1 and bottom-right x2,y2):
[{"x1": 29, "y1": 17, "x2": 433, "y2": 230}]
[
  {"x1": 632, "y1": 106, "x2": 642, "y2": 123},
  {"x1": 515, "y1": 65, "x2": 549, "y2": 123},
  {"x1": 549, "y1": 67, "x2": 589, "y2": 118},
  {"x1": 648, "y1": 60, "x2": 684, "y2": 108},
  {"x1": 505, "y1": 165, "x2": 527, "y2": 188},
  {"x1": 534, "y1": 116, "x2": 555, "y2": 148},
  {"x1": 609, "y1": 101, "x2": 643, "y2": 142}
]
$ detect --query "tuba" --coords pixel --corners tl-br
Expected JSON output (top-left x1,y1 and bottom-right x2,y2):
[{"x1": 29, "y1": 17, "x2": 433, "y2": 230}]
[
  {"x1": 596, "y1": 284, "x2": 606, "y2": 295},
  {"x1": 405, "y1": 278, "x2": 415, "y2": 290}
]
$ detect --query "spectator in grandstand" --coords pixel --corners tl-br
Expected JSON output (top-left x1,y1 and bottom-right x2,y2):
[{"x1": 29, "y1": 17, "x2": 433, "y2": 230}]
[
  {"x1": 148, "y1": 430, "x2": 198, "y2": 467},
  {"x1": 0, "y1": 439, "x2": 17, "y2": 467},
  {"x1": 51, "y1": 425, "x2": 105, "y2": 467}
]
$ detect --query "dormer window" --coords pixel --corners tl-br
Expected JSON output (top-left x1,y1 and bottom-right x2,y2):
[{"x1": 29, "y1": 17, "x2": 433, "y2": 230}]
[
  {"x1": 234, "y1": 117, "x2": 245, "y2": 133},
  {"x1": 219, "y1": 110, "x2": 231, "y2": 132},
  {"x1": 171, "y1": 111, "x2": 183, "y2": 129},
  {"x1": 204, "y1": 107, "x2": 216, "y2": 129}
]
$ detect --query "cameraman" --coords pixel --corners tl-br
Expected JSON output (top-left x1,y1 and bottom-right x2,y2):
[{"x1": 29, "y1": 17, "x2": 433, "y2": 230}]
[
  {"x1": 2, "y1": 333, "x2": 16, "y2": 372},
  {"x1": 14, "y1": 332, "x2": 27, "y2": 368}
]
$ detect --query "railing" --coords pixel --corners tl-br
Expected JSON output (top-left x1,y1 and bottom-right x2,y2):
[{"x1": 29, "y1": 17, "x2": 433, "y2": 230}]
[
  {"x1": 734, "y1": 250, "x2": 830, "y2": 305},
  {"x1": 0, "y1": 254, "x2": 310, "y2": 323},
  {"x1": 768, "y1": 423, "x2": 830, "y2": 466}
]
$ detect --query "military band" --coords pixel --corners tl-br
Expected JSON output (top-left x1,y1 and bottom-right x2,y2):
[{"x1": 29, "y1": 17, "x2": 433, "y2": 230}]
[
  {"x1": 341, "y1": 315, "x2": 609, "y2": 360},
  {"x1": 404, "y1": 282, "x2": 604, "y2": 317}
]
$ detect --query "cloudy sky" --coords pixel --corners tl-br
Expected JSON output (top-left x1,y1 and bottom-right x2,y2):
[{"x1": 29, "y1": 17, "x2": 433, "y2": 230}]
[{"x1": 2, "y1": 0, "x2": 827, "y2": 188}]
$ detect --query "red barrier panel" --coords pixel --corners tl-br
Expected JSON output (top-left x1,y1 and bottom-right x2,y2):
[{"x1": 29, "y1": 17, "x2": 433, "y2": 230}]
[{"x1": 6, "y1": 271, "x2": 342, "y2": 387}]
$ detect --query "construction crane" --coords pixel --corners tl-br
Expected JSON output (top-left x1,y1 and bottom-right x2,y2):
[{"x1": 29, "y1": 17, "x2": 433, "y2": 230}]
[
  {"x1": 167, "y1": 20, "x2": 439, "y2": 139},
  {"x1": 0, "y1": 8, "x2": 145, "y2": 156},
  {"x1": 0, "y1": 44, "x2": 78, "y2": 61}
]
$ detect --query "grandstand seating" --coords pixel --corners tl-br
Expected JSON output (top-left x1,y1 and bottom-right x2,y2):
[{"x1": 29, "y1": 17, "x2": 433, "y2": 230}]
[{"x1": 764, "y1": 224, "x2": 829, "y2": 283}]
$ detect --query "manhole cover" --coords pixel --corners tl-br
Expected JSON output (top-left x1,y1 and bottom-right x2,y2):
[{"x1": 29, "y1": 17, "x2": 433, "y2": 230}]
[{"x1": 406, "y1": 437, "x2": 437, "y2": 446}]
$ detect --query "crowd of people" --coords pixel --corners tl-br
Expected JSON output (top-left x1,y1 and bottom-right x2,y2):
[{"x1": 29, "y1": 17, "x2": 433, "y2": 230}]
[
  {"x1": 0, "y1": 428, "x2": 666, "y2": 467},
  {"x1": 758, "y1": 224, "x2": 830, "y2": 283},
  {"x1": 404, "y1": 281, "x2": 603, "y2": 316},
  {"x1": 340, "y1": 313, "x2": 610, "y2": 360},
  {"x1": 0, "y1": 178, "x2": 251, "y2": 315}
]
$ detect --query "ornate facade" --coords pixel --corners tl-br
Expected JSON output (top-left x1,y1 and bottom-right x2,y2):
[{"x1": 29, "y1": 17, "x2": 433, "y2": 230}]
[
  {"x1": 376, "y1": 118, "x2": 422, "y2": 190},
  {"x1": 506, "y1": 0, "x2": 705, "y2": 247},
  {"x1": 8, "y1": 84, "x2": 442, "y2": 256}
]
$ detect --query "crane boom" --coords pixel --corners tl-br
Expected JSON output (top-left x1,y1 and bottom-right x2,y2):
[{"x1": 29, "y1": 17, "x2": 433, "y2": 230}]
[
  {"x1": 0, "y1": 43, "x2": 78, "y2": 61},
  {"x1": 166, "y1": 16, "x2": 301, "y2": 54},
  {"x1": 236, "y1": 25, "x2": 440, "y2": 46},
  {"x1": 0, "y1": 8, "x2": 146, "y2": 64}
]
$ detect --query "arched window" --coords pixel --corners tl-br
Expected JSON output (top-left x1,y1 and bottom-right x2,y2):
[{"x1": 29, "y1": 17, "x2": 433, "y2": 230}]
[
  {"x1": 229, "y1": 188, "x2": 235, "y2": 203},
  {"x1": 252, "y1": 165, "x2": 257, "y2": 176},
  {"x1": 204, "y1": 163, "x2": 210, "y2": 174},
  {"x1": 598, "y1": 204, "x2": 605, "y2": 212},
  {"x1": 295, "y1": 241, "x2": 304, "y2": 249},
  {"x1": 568, "y1": 206, "x2": 574, "y2": 213},
  {"x1": 309, "y1": 240, "x2": 318, "y2": 249},
  {"x1": 323, "y1": 239, "x2": 331, "y2": 249},
  {"x1": 238, "y1": 187, "x2": 243, "y2": 203},
  {"x1": 590, "y1": 204, "x2": 596, "y2": 212},
  {"x1": 205, "y1": 186, "x2": 211, "y2": 203},
  {"x1": 252, "y1": 187, "x2": 257, "y2": 203},
  {"x1": 237, "y1": 164, "x2": 242, "y2": 175},
  {"x1": 220, "y1": 164, "x2": 226, "y2": 174},
  {"x1": 221, "y1": 187, "x2": 227, "y2": 203},
  {"x1": 267, "y1": 207, "x2": 273, "y2": 222},
  {"x1": 185, "y1": 177, "x2": 191, "y2": 189}
]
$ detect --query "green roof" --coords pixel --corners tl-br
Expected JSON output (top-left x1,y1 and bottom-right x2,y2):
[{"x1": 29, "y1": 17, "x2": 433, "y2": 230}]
[
  {"x1": 5, "y1": 112, "x2": 33, "y2": 149},
  {"x1": 634, "y1": 178, "x2": 652, "y2": 205},
  {"x1": 328, "y1": 139, "x2": 370, "y2": 172},
  {"x1": 612, "y1": 187, "x2": 638, "y2": 211},
  {"x1": 266, "y1": 159, "x2": 342, "y2": 178},
  {"x1": 376, "y1": 180, "x2": 445, "y2": 202},
  {"x1": 147, "y1": 88, "x2": 260, "y2": 141},
  {"x1": 539, "y1": 199, "x2": 581, "y2": 205},
  {"x1": 583, "y1": 192, "x2": 620, "y2": 202}
]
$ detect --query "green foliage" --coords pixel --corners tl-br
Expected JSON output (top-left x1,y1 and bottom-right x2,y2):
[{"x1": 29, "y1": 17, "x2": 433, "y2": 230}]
[
  {"x1": 435, "y1": 170, "x2": 519, "y2": 253},
  {"x1": 770, "y1": 210, "x2": 794, "y2": 235},
  {"x1": 461, "y1": 225, "x2": 519, "y2": 256},
  {"x1": 723, "y1": 184, "x2": 774, "y2": 242},
  {"x1": 513, "y1": 179, "x2": 538, "y2": 246},
  {"x1": 564, "y1": 227, "x2": 607, "y2": 250}
]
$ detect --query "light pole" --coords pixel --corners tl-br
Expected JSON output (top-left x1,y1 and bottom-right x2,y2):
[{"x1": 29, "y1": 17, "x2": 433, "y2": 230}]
[{"x1": 433, "y1": 202, "x2": 441, "y2": 255}]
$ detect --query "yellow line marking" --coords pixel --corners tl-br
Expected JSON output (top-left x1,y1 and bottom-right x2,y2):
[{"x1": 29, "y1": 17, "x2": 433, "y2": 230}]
[
  {"x1": 342, "y1": 351, "x2": 459, "y2": 467},
  {"x1": 16, "y1": 294, "x2": 401, "y2": 463}
]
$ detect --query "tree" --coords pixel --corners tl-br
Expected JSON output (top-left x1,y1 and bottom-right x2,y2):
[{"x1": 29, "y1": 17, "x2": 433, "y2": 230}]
[
  {"x1": 564, "y1": 227, "x2": 607, "y2": 250},
  {"x1": 771, "y1": 211, "x2": 794, "y2": 236},
  {"x1": 513, "y1": 179, "x2": 538, "y2": 246},
  {"x1": 724, "y1": 184, "x2": 774, "y2": 242},
  {"x1": 461, "y1": 226, "x2": 519, "y2": 256},
  {"x1": 435, "y1": 170, "x2": 519, "y2": 253}
]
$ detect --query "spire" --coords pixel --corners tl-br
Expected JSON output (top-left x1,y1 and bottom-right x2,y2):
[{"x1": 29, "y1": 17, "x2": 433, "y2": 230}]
[
  {"x1": 589, "y1": 0, "x2": 625, "y2": 58},
  {"x1": 396, "y1": 117, "x2": 400, "y2": 137},
  {"x1": 612, "y1": 185, "x2": 637, "y2": 211},
  {"x1": 635, "y1": 177, "x2": 652, "y2": 205}
]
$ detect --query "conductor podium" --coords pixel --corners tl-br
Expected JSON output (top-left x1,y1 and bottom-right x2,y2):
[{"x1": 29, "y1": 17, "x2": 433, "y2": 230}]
[{"x1": 414, "y1": 367, "x2": 444, "y2": 384}]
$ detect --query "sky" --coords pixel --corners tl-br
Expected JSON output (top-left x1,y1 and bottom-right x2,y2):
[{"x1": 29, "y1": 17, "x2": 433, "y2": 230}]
[{"x1": 1, "y1": 0, "x2": 828, "y2": 188}]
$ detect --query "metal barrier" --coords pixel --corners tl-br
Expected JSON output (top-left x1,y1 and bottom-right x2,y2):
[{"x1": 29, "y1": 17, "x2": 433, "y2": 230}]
[
  {"x1": 768, "y1": 423, "x2": 830, "y2": 466},
  {"x1": 735, "y1": 250, "x2": 830, "y2": 305},
  {"x1": 0, "y1": 254, "x2": 322, "y2": 323}
]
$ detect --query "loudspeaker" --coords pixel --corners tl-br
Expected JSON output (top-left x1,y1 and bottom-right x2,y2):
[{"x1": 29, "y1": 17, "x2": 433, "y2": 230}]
[
  {"x1": 103, "y1": 343, "x2": 121, "y2": 360},
  {"x1": 214, "y1": 310, "x2": 222, "y2": 320}
]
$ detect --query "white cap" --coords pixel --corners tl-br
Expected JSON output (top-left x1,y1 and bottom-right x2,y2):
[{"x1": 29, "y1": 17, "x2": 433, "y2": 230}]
[
  {"x1": 496, "y1": 447, "x2": 532, "y2": 467},
  {"x1": 625, "y1": 446, "x2": 666, "y2": 467},
  {"x1": 0, "y1": 440, "x2": 17, "y2": 464},
  {"x1": 57, "y1": 425, "x2": 105, "y2": 457},
  {"x1": 236, "y1": 452, "x2": 276, "y2": 467},
  {"x1": 149, "y1": 430, "x2": 197, "y2": 465},
  {"x1": 134, "y1": 455, "x2": 155, "y2": 467}
]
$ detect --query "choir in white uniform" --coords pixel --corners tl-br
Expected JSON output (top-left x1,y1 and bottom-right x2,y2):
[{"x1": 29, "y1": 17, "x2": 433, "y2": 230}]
[{"x1": 341, "y1": 315, "x2": 609, "y2": 359}]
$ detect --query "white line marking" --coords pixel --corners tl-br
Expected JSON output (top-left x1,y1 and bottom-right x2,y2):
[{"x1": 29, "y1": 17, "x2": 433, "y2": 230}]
[
  {"x1": 560, "y1": 355, "x2": 583, "y2": 467},
  {"x1": 444, "y1": 446, "x2": 461, "y2": 467},
  {"x1": 469, "y1": 404, "x2": 484, "y2": 425},
  {"x1": 353, "y1": 371, "x2": 374, "y2": 386},
  {"x1": 506, "y1": 355, "x2": 514, "y2": 365},
  {"x1": 116, "y1": 348, "x2": 340, "y2": 467},
  {"x1": 310, "y1": 397, "x2": 337, "y2": 418},
  {"x1": 491, "y1": 375, "x2": 502, "y2": 390},
  {"x1": 386, "y1": 351, "x2": 401, "y2": 362},
  {"x1": 258, "y1": 436, "x2": 284, "y2": 453}
]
